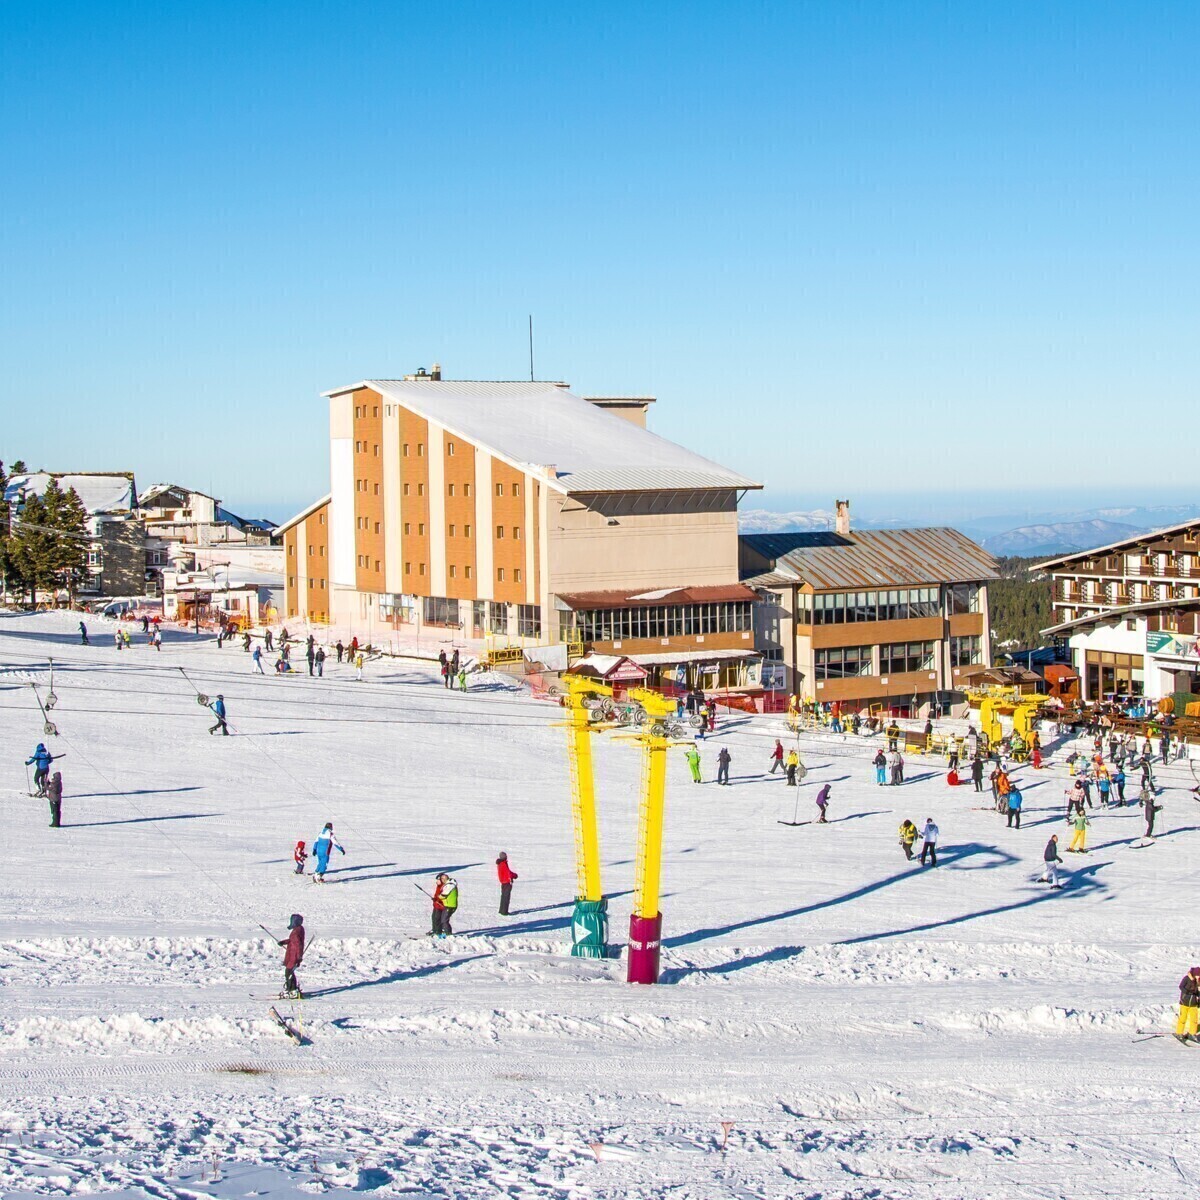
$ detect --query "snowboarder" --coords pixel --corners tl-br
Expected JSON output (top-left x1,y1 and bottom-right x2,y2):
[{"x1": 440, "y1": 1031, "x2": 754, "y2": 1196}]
[
  {"x1": 278, "y1": 913, "x2": 305, "y2": 998},
  {"x1": 873, "y1": 749, "x2": 887, "y2": 786},
  {"x1": 899, "y1": 819, "x2": 917, "y2": 861},
  {"x1": 315, "y1": 646, "x2": 325, "y2": 677},
  {"x1": 78, "y1": 620, "x2": 88, "y2": 645},
  {"x1": 815, "y1": 784, "x2": 831, "y2": 823},
  {"x1": 208, "y1": 695, "x2": 229, "y2": 736},
  {"x1": 684, "y1": 745, "x2": 702, "y2": 783},
  {"x1": 293, "y1": 840, "x2": 308, "y2": 875},
  {"x1": 312, "y1": 823, "x2": 345, "y2": 881},
  {"x1": 1175, "y1": 966, "x2": 1200, "y2": 1043},
  {"x1": 432, "y1": 872, "x2": 458, "y2": 937},
  {"x1": 1041, "y1": 834, "x2": 1064, "y2": 888},
  {"x1": 769, "y1": 740, "x2": 784, "y2": 774},
  {"x1": 46, "y1": 770, "x2": 63, "y2": 828},
  {"x1": 496, "y1": 852, "x2": 517, "y2": 915},
  {"x1": 786, "y1": 748, "x2": 800, "y2": 786},
  {"x1": 716, "y1": 747, "x2": 731, "y2": 786},
  {"x1": 252, "y1": 644, "x2": 265, "y2": 674},
  {"x1": 919, "y1": 818, "x2": 939, "y2": 866},
  {"x1": 1006, "y1": 787, "x2": 1023, "y2": 829},
  {"x1": 25, "y1": 743, "x2": 56, "y2": 796}
]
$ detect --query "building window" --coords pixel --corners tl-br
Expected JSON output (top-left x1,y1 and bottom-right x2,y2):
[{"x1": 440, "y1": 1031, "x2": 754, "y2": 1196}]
[
  {"x1": 373, "y1": 483, "x2": 379, "y2": 496},
  {"x1": 449, "y1": 524, "x2": 456, "y2": 536},
  {"x1": 403, "y1": 484, "x2": 410, "y2": 496},
  {"x1": 496, "y1": 525, "x2": 505, "y2": 539},
  {"x1": 815, "y1": 645, "x2": 874, "y2": 680},
  {"x1": 308, "y1": 545, "x2": 314, "y2": 556},
  {"x1": 417, "y1": 444, "x2": 424, "y2": 457},
  {"x1": 449, "y1": 565, "x2": 457, "y2": 579},
  {"x1": 497, "y1": 568, "x2": 506, "y2": 582},
  {"x1": 355, "y1": 440, "x2": 362, "y2": 452},
  {"x1": 517, "y1": 604, "x2": 541, "y2": 637},
  {"x1": 419, "y1": 563, "x2": 426, "y2": 576},
  {"x1": 949, "y1": 635, "x2": 982, "y2": 667},
  {"x1": 405, "y1": 562, "x2": 411, "y2": 574},
  {"x1": 947, "y1": 584, "x2": 981, "y2": 615},
  {"x1": 465, "y1": 565, "x2": 472, "y2": 579},
  {"x1": 464, "y1": 524, "x2": 472, "y2": 537},
  {"x1": 448, "y1": 484, "x2": 455, "y2": 496},
  {"x1": 447, "y1": 442, "x2": 455, "y2": 455},
  {"x1": 418, "y1": 523, "x2": 425, "y2": 535},
  {"x1": 514, "y1": 568, "x2": 522, "y2": 583},
  {"x1": 404, "y1": 522, "x2": 411, "y2": 535},
  {"x1": 374, "y1": 521, "x2": 380, "y2": 534},
  {"x1": 374, "y1": 560, "x2": 380, "y2": 572},
  {"x1": 373, "y1": 405, "x2": 378, "y2": 417},
  {"x1": 569, "y1": 601, "x2": 753, "y2": 644},
  {"x1": 880, "y1": 641, "x2": 937, "y2": 674},
  {"x1": 417, "y1": 484, "x2": 425, "y2": 496},
  {"x1": 464, "y1": 483, "x2": 472, "y2": 497},
  {"x1": 404, "y1": 444, "x2": 410, "y2": 457},
  {"x1": 513, "y1": 527, "x2": 521, "y2": 540},
  {"x1": 496, "y1": 483, "x2": 504, "y2": 497},
  {"x1": 373, "y1": 445, "x2": 379, "y2": 457}
]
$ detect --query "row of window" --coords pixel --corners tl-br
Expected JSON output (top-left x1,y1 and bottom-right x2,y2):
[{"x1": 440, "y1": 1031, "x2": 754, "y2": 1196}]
[
  {"x1": 419, "y1": 597, "x2": 542, "y2": 638},
  {"x1": 950, "y1": 635, "x2": 983, "y2": 667},
  {"x1": 564, "y1": 602, "x2": 754, "y2": 644},
  {"x1": 288, "y1": 576, "x2": 328, "y2": 592},
  {"x1": 813, "y1": 640, "x2": 941, "y2": 680},
  {"x1": 400, "y1": 563, "x2": 523, "y2": 584},
  {"x1": 798, "y1": 584, "x2": 980, "y2": 625}
]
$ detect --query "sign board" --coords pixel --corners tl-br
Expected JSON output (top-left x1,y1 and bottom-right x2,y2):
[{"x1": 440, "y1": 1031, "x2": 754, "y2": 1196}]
[
  {"x1": 1148, "y1": 630, "x2": 1200, "y2": 660},
  {"x1": 607, "y1": 659, "x2": 648, "y2": 682},
  {"x1": 762, "y1": 662, "x2": 786, "y2": 689}
]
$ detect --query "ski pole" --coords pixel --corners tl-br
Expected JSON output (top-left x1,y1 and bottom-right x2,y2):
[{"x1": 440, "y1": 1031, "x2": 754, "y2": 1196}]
[
  {"x1": 413, "y1": 884, "x2": 433, "y2": 899},
  {"x1": 258, "y1": 923, "x2": 279, "y2": 941}
]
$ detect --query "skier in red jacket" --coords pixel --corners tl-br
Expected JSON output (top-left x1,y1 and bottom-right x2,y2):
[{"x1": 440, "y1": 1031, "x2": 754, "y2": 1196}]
[
  {"x1": 496, "y1": 851, "x2": 518, "y2": 916},
  {"x1": 279, "y1": 914, "x2": 305, "y2": 998}
]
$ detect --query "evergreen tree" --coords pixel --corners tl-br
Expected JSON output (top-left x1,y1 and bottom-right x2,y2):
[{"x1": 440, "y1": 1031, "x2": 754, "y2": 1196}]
[
  {"x1": 0, "y1": 460, "x2": 10, "y2": 595},
  {"x1": 48, "y1": 483, "x2": 91, "y2": 604},
  {"x1": 9, "y1": 492, "x2": 55, "y2": 602}
]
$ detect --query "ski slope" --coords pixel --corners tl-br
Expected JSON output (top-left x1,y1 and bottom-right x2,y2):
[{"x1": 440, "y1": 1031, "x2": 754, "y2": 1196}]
[{"x1": 1, "y1": 609, "x2": 1198, "y2": 1199}]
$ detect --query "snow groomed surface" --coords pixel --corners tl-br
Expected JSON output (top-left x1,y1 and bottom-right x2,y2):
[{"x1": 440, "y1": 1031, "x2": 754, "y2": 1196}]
[{"x1": 1, "y1": 610, "x2": 1198, "y2": 1198}]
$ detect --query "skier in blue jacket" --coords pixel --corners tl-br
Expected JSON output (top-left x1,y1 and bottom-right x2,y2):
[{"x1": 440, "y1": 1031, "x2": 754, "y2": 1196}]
[
  {"x1": 208, "y1": 695, "x2": 228, "y2": 736},
  {"x1": 311, "y1": 822, "x2": 345, "y2": 882},
  {"x1": 25, "y1": 743, "x2": 56, "y2": 796}
]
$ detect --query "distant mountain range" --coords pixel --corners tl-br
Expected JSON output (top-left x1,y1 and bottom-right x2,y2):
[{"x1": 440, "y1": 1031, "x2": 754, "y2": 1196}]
[{"x1": 738, "y1": 503, "x2": 1200, "y2": 559}]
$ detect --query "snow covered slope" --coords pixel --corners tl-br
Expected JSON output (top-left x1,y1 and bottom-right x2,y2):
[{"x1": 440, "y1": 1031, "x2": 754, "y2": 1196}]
[{"x1": 1, "y1": 610, "x2": 1198, "y2": 1198}]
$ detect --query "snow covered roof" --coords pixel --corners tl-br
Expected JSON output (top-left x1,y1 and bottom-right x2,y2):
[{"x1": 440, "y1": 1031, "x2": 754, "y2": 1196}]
[
  {"x1": 276, "y1": 494, "x2": 331, "y2": 535},
  {"x1": 139, "y1": 482, "x2": 217, "y2": 506},
  {"x1": 325, "y1": 380, "x2": 760, "y2": 495},
  {"x1": 556, "y1": 584, "x2": 757, "y2": 611},
  {"x1": 5, "y1": 472, "x2": 136, "y2": 515}
]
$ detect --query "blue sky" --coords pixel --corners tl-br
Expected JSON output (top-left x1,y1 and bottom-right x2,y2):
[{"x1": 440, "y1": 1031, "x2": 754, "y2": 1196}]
[{"x1": 2, "y1": 2, "x2": 1197, "y2": 522}]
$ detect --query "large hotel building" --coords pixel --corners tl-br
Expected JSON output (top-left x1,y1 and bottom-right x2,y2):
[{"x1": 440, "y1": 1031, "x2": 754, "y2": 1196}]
[{"x1": 280, "y1": 369, "x2": 766, "y2": 690}]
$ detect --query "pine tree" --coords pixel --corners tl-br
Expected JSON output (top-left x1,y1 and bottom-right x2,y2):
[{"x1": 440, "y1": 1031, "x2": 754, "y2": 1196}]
[
  {"x1": 0, "y1": 460, "x2": 10, "y2": 596},
  {"x1": 9, "y1": 492, "x2": 55, "y2": 603},
  {"x1": 51, "y1": 485, "x2": 91, "y2": 604}
]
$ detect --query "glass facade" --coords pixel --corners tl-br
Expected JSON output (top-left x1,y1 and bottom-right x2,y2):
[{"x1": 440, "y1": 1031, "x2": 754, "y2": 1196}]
[
  {"x1": 815, "y1": 645, "x2": 874, "y2": 679},
  {"x1": 804, "y1": 587, "x2": 941, "y2": 625},
  {"x1": 880, "y1": 640, "x2": 936, "y2": 674},
  {"x1": 566, "y1": 601, "x2": 753, "y2": 644},
  {"x1": 947, "y1": 584, "x2": 981, "y2": 615},
  {"x1": 950, "y1": 634, "x2": 983, "y2": 666}
]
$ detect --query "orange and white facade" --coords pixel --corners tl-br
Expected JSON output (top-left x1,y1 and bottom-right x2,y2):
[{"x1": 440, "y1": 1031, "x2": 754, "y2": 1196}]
[{"x1": 281, "y1": 371, "x2": 763, "y2": 683}]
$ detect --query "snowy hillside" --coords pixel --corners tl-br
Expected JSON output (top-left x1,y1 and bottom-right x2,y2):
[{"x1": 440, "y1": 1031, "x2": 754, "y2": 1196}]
[
  {"x1": 1, "y1": 610, "x2": 1199, "y2": 1197},
  {"x1": 982, "y1": 519, "x2": 1144, "y2": 558}
]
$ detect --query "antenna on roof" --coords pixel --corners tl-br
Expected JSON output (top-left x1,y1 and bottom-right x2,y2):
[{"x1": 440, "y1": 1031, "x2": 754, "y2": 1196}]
[{"x1": 528, "y1": 315, "x2": 534, "y2": 382}]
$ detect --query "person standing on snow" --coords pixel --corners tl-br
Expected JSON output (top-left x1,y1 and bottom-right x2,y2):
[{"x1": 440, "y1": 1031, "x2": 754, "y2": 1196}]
[
  {"x1": 769, "y1": 740, "x2": 784, "y2": 774},
  {"x1": 786, "y1": 748, "x2": 800, "y2": 786},
  {"x1": 208, "y1": 695, "x2": 229, "y2": 736},
  {"x1": 684, "y1": 744, "x2": 702, "y2": 784},
  {"x1": 432, "y1": 873, "x2": 458, "y2": 936},
  {"x1": 78, "y1": 620, "x2": 88, "y2": 645},
  {"x1": 899, "y1": 819, "x2": 917, "y2": 861},
  {"x1": 496, "y1": 852, "x2": 517, "y2": 915},
  {"x1": 919, "y1": 818, "x2": 939, "y2": 866},
  {"x1": 815, "y1": 784, "x2": 831, "y2": 823},
  {"x1": 1068, "y1": 807, "x2": 1090, "y2": 853},
  {"x1": 252, "y1": 644, "x2": 265, "y2": 674},
  {"x1": 1041, "y1": 834, "x2": 1064, "y2": 888},
  {"x1": 354, "y1": 651, "x2": 365, "y2": 682},
  {"x1": 114, "y1": 628, "x2": 122, "y2": 651},
  {"x1": 716, "y1": 747, "x2": 731, "y2": 786},
  {"x1": 335, "y1": 639, "x2": 344, "y2": 663},
  {"x1": 1175, "y1": 966, "x2": 1200, "y2": 1043},
  {"x1": 315, "y1": 646, "x2": 325, "y2": 677},
  {"x1": 25, "y1": 743, "x2": 57, "y2": 796},
  {"x1": 151, "y1": 627, "x2": 162, "y2": 651},
  {"x1": 1141, "y1": 785, "x2": 1161, "y2": 839},
  {"x1": 888, "y1": 749, "x2": 902, "y2": 786},
  {"x1": 46, "y1": 770, "x2": 64, "y2": 828},
  {"x1": 278, "y1": 914, "x2": 305, "y2": 998},
  {"x1": 293, "y1": 840, "x2": 307, "y2": 875},
  {"x1": 306, "y1": 642, "x2": 316, "y2": 676},
  {"x1": 264, "y1": 629, "x2": 274, "y2": 652},
  {"x1": 1114, "y1": 766, "x2": 1126, "y2": 805},
  {"x1": 970, "y1": 755, "x2": 985, "y2": 793},
  {"x1": 873, "y1": 748, "x2": 887, "y2": 786},
  {"x1": 311, "y1": 823, "x2": 345, "y2": 882},
  {"x1": 1006, "y1": 787, "x2": 1023, "y2": 829}
]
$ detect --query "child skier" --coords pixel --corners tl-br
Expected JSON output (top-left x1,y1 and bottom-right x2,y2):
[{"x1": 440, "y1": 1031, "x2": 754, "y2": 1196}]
[
  {"x1": 1176, "y1": 966, "x2": 1200, "y2": 1043},
  {"x1": 24, "y1": 743, "x2": 56, "y2": 796},
  {"x1": 311, "y1": 823, "x2": 345, "y2": 881},
  {"x1": 279, "y1": 914, "x2": 305, "y2": 998},
  {"x1": 293, "y1": 840, "x2": 308, "y2": 875},
  {"x1": 684, "y1": 745, "x2": 702, "y2": 783},
  {"x1": 815, "y1": 784, "x2": 831, "y2": 822}
]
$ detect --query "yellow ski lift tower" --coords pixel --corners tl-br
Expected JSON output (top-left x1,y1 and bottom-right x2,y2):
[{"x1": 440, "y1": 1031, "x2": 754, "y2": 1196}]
[
  {"x1": 623, "y1": 687, "x2": 681, "y2": 984},
  {"x1": 561, "y1": 676, "x2": 613, "y2": 957}
]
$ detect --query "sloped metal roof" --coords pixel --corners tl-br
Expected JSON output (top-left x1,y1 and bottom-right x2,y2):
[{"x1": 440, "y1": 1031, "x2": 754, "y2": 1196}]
[
  {"x1": 323, "y1": 379, "x2": 760, "y2": 495},
  {"x1": 741, "y1": 528, "x2": 997, "y2": 590}
]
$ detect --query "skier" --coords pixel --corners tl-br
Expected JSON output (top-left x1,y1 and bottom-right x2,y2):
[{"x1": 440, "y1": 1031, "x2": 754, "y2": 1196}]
[
  {"x1": 1006, "y1": 787, "x2": 1023, "y2": 829},
  {"x1": 769, "y1": 740, "x2": 784, "y2": 774},
  {"x1": 152, "y1": 627, "x2": 162, "y2": 651},
  {"x1": 684, "y1": 744, "x2": 702, "y2": 784},
  {"x1": 315, "y1": 646, "x2": 325, "y2": 678},
  {"x1": 354, "y1": 651, "x2": 365, "y2": 681},
  {"x1": 1067, "y1": 807, "x2": 1090, "y2": 853},
  {"x1": 947, "y1": 739, "x2": 960, "y2": 772},
  {"x1": 815, "y1": 784, "x2": 831, "y2": 823},
  {"x1": 311, "y1": 823, "x2": 345, "y2": 882},
  {"x1": 1041, "y1": 834, "x2": 1064, "y2": 888},
  {"x1": 46, "y1": 770, "x2": 63, "y2": 828},
  {"x1": 78, "y1": 620, "x2": 88, "y2": 645},
  {"x1": 293, "y1": 840, "x2": 308, "y2": 875},
  {"x1": 335, "y1": 639, "x2": 344, "y2": 663},
  {"x1": 242, "y1": 632, "x2": 251, "y2": 651},
  {"x1": 1175, "y1": 966, "x2": 1200, "y2": 1043},
  {"x1": 114, "y1": 628, "x2": 122, "y2": 650},
  {"x1": 898, "y1": 818, "x2": 917, "y2": 861},
  {"x1": 252, "y1": 644, "x2": 265, "y2": 674},
  {"x1": 208, "y1": 695, "x2": 229, "y2": 736},
  {"x1": 785, "y1": 748, "x2": 800, "y2": 786},
  {"x1": 1097, "y1": 773, "x2": 1112, "y2": 808},
  {"x1": 873, "y1": 749, "x2": 887, "y2": 786},
  {"x1": 348, "y1": 635, "x2": 358, "y2": 661},
  {"x1": 264, "y1": 629, "x2": 274, "y2": 652},
  {"x1": 716, "y1": 747, "x2": 731, "y2": 786},
  {"x1": 971, "y1": 755, "x2": 985, "y2": 793},
  {"x1": 496, "y1": 851, "x2": 517, "y2": 915},
  {"x1": 1141, "y1": 785, "x2": 1161, "y2": 839},
  {"x1": 919, "y1": 817, "x2": 939, "y2": 866},
  {"x1": 456, "y1": 665, "x2": 467, "y2": 691},
  {"x1": 278, "y1": 913, "x2": 305, "y2": 998},
  {"x1": 25, "y1": 743, "x2": 56, "y2": 796},
  {"x1": 432, "y1": 872, "x2": 458, "y2": 937},
  {"x1": 888, "y1": 749, "x2": 902, "y2": 786}
]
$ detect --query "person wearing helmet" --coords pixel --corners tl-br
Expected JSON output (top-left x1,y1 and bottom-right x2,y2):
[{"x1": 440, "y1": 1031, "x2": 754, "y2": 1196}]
[
  {"x1": 208, "y1": 695, "x2": 228, "y2": 736},
  {"x1": 1176, "y1": 966, "x2": 1200, "y2": 1043},
  {"x1": 25, "y1": 743, "x2": 56, "y2": 796},
  {"x1": 278, "y1": 914, "x2": 305, "y2": 998},
  {"x1": 496, "y1": 852, "x2": 518, "y2": 916}
]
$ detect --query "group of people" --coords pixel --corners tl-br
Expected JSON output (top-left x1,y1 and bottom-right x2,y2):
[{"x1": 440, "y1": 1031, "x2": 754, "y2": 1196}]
[
  {"x1": 897, "y1": 817, "x2": 940, "y2": 865},
  {"x1": 24, "y1": 742, "x2": 64, "y2": 827},
  {"x1": 438, "y1": 649, "x2": 468, "y2": 690}
]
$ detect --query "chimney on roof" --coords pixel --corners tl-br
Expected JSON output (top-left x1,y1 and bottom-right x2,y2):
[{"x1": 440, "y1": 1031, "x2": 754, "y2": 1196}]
[
  {"x1": 835, "y1": 499, "x2": 851, "y2": 537},
  {"x1": 405, "y1": 365, "x2": 441, "y2": 381},
  {"x1": 431, "y1": 362, "x2": 441, "y2": 381},
  {"x1": 583, "y1": 396, "x2": 656, "y2": 428}
]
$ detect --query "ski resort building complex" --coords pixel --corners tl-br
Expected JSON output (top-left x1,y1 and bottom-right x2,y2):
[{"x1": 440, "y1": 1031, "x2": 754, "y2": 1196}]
[{"x1": 280, "y1": 370, "x2": 767, "y2": 690}]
